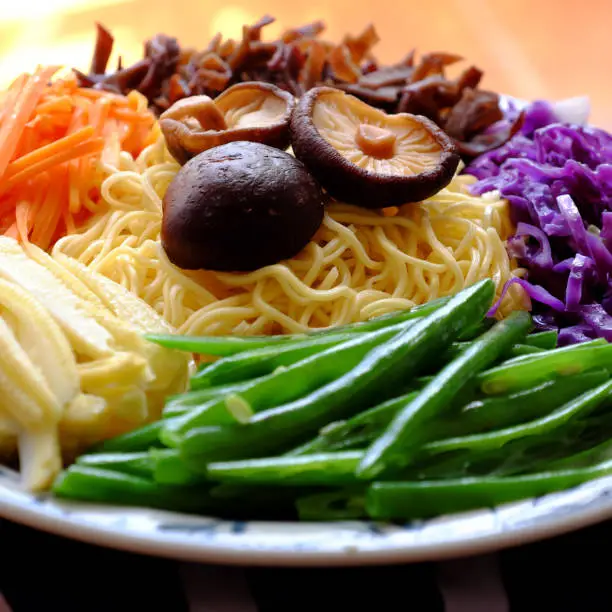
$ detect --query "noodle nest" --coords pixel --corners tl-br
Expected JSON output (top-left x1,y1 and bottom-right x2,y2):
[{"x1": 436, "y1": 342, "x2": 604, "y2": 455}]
[{"x1": 53, "y1": 138, "x2": 526, "y2": 335}]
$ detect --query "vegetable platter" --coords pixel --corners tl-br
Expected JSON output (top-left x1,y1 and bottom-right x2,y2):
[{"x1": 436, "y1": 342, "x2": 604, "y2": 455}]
[{"x1": 1, "y1": 16, "x2": 612, "y2": 565}]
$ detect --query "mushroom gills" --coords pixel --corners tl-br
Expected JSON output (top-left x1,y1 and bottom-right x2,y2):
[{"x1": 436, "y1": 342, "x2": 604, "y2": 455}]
[
  {"x1": 291, "y1": 86, "x2": 461, "y2": 208},
  {"x1": 217, "y1": 88, "x2": 289, "y2": 129}
]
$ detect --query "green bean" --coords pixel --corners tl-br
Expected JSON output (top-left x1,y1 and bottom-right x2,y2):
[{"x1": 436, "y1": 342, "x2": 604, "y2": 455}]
[
  {"x1": 422, "y1": 379, "x2": 612, "y2": 458},
  {"x1": 357, "y1": 310, "x2": 532, "y2": 479},
  {"x1": 503, "y1": 338, "x2": 606, "y2": 364},
  {"x1": 290, "y1": 369, "x2": 608, "y2": 456},
  {"x1": 177, "y1": 397, "x2": 253, "y2": 427},
  {"x1": 415, "y1": 397, "x2": 612, "y2": 480},
  {"x1": 443, "y1": 340, "x2": 542, "y2": 365},
  {"x1": 150, "y1": 448, "x2": 206, "y2": 486},
  {"x1": 421, "y1": 336, "x2": 545, "y2": 381},
  {"x1": 76, "y1": 451, "x2": 155, "y2": 477},
  {"x1": 296, "y1": 488, "x2": 367, "y2": 520},
  {"x1": 508, "y1": 344, "x2": 545, "y2": 357},
  {"x1": 366, "y1": 458, "x2": 612, "y2": 520},
  {"x1": 444, "y1": 340, "x2": 538, "y2": 363},
  {"x1": 163, "y1": 381, "x2": 256, "y2": 417},
  {"x1": 159, "y1": 398, "x2": 252, "y2": 445},
  {"x1": 208, "y1": 380, "x2": 612, "y2": 488},
  {"x1": 54, "y1": 465, "x2": 304, "y2": 519},
  {"x1": 429, "y1": 369, "x2": 610, "y2": 439},
  {"x1": 75, "y1": 449, "x2": 205, "y2": 487},
  {"x1": 545, "y1": 438, "x2": 612, "y2": 471},
  {"x1": 162, "y1": 320, "x2": 418, "y2": 447},
  {"x1": 287, "y1": 391, "x2": 420, "y2": 456},
  {"x1": 180, "y1": 280, "x2": 495, "y2": 465},
  {"x1": 206, "y1": 451, "x2": 363, "y2": 486},
  {"x1": 211, "y1": 451, "x2": 364, "y2": 488},
  {"x1": 189, "y1": 319, "x2": 415, "y2": 389},
  {"x1": 91, "y1": 422, "x2": 164, "y2": 453},
  {"x1": 145, "y1": 298, "x2": 449, "y2": 356},
  {"x1": 523, "y1": 330, "x2": 558, "y2": 350},
  {"x1": 52, "y1": 465, "x2": 214, "y2": 512},
  {"x1": 477, "y1": 339, "x2": 611, "y2": 395}
]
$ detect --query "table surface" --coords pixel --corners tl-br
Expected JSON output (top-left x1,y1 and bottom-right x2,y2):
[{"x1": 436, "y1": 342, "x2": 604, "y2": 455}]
[
  {"x1": 2, "y1": 516, "x2": 612, "y2": 611},
  {"x1": 0, "y1": 0, "x2": 610, "y2": 128}
]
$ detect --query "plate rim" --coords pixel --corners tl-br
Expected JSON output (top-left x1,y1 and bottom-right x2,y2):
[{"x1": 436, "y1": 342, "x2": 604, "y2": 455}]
[{"x1": 2, "y1": 470, "x2": 612, "y2": 566}]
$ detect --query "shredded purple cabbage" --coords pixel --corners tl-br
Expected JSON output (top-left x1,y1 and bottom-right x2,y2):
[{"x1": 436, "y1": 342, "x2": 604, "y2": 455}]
[{"x1": 465, "y1": 99, "x2": 612, "y2": 344}]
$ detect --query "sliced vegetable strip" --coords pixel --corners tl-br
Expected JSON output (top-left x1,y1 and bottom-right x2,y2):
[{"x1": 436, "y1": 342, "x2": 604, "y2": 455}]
[
  {"x1": 0, "y1": 68, "x2": 154, "y2": 249},
  {"x1": 0, "y1": 66, "x2": 60, "y2": 177}
]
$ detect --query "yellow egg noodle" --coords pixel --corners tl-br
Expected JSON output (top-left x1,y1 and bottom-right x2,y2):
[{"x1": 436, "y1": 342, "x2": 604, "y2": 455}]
[
  {"x1": 52, "y1": 137, "x2": 527, "y2": 337},
  {"x1": 0, "y1": 237, "x2": 190, "y2": 490}
]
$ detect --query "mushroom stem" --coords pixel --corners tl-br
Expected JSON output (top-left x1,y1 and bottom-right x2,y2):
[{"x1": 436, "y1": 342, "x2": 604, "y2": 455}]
[{"x1": 355, "y1": 124, "x2": 396, "y2": 159}]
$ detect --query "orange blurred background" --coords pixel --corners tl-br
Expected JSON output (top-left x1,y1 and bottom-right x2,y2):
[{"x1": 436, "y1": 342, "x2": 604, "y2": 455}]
[{"x1": 0, "y1": 0, "x2": 610, "y2": 127}]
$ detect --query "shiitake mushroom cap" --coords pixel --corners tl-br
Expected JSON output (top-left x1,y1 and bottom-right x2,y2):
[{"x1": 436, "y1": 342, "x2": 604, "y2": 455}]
[
  {"x1": 290, "y1": 86, "x2": 460, "y2": 208},
  {"x1": 160, "y1": 82, "x2": 296, "y2": 164},
  {"x1": 161, "y1": 141, "x2": 324, "y2": 272},
  {"x1": 214, "y1": 82, "x2": 296, "y2": 150}
]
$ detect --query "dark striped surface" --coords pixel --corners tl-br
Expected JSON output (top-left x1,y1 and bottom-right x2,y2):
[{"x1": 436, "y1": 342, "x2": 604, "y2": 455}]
[{"x1": 1, "y1": 518, "x2": 611, "y2": 611}]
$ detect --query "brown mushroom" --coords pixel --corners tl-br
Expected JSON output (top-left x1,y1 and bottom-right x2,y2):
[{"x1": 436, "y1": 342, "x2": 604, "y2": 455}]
[
  {"x1": 160, "y1": 81, "x2": 296, "y2": 164},
  {"x1": 290, "y1": 87, "x2": 460, "y2": 208},
  {"x1": 161, "y1": 141, "x2": 324, "y2": 272}
]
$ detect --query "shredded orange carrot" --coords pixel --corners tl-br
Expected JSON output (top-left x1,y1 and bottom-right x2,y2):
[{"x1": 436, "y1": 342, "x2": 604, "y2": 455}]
[
  {"x1": 36, "y1": 96, "x2": 74, "y2": 115},
  {"x1": 5, "y1": 126, "x2": 95, "y2": 179},
  {"x1": 31, "y1": 167, "x2": 65, "y2": 250},
  {"x1": 0, "y1": 66, "x2": 155, "y2": 248},
  {"x1": 0, "y1": 138, "x2": 105, "y2": 196},
  {"x1": 0, "y1": 66, "x2": 60, "y2": 176}
]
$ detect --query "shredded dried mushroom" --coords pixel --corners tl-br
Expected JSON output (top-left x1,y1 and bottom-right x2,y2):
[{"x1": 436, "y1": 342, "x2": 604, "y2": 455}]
[{"x1": 76, "y1": 17, "x2": 521, "y2": 158}]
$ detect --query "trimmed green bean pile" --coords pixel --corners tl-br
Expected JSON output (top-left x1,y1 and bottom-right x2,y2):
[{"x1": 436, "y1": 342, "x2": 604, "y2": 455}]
[{"x1": 53, "y1": 280, "x2": 612, "y2": 521}]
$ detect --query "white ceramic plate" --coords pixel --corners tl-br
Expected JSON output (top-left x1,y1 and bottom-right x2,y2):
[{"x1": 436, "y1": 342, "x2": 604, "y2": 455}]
[
  {"x1": 2, "y1": 464, "x2": 612, "y2": 566},
  {"x1": 0, "y1": 94, "x2": 603, "y2": 566}
]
